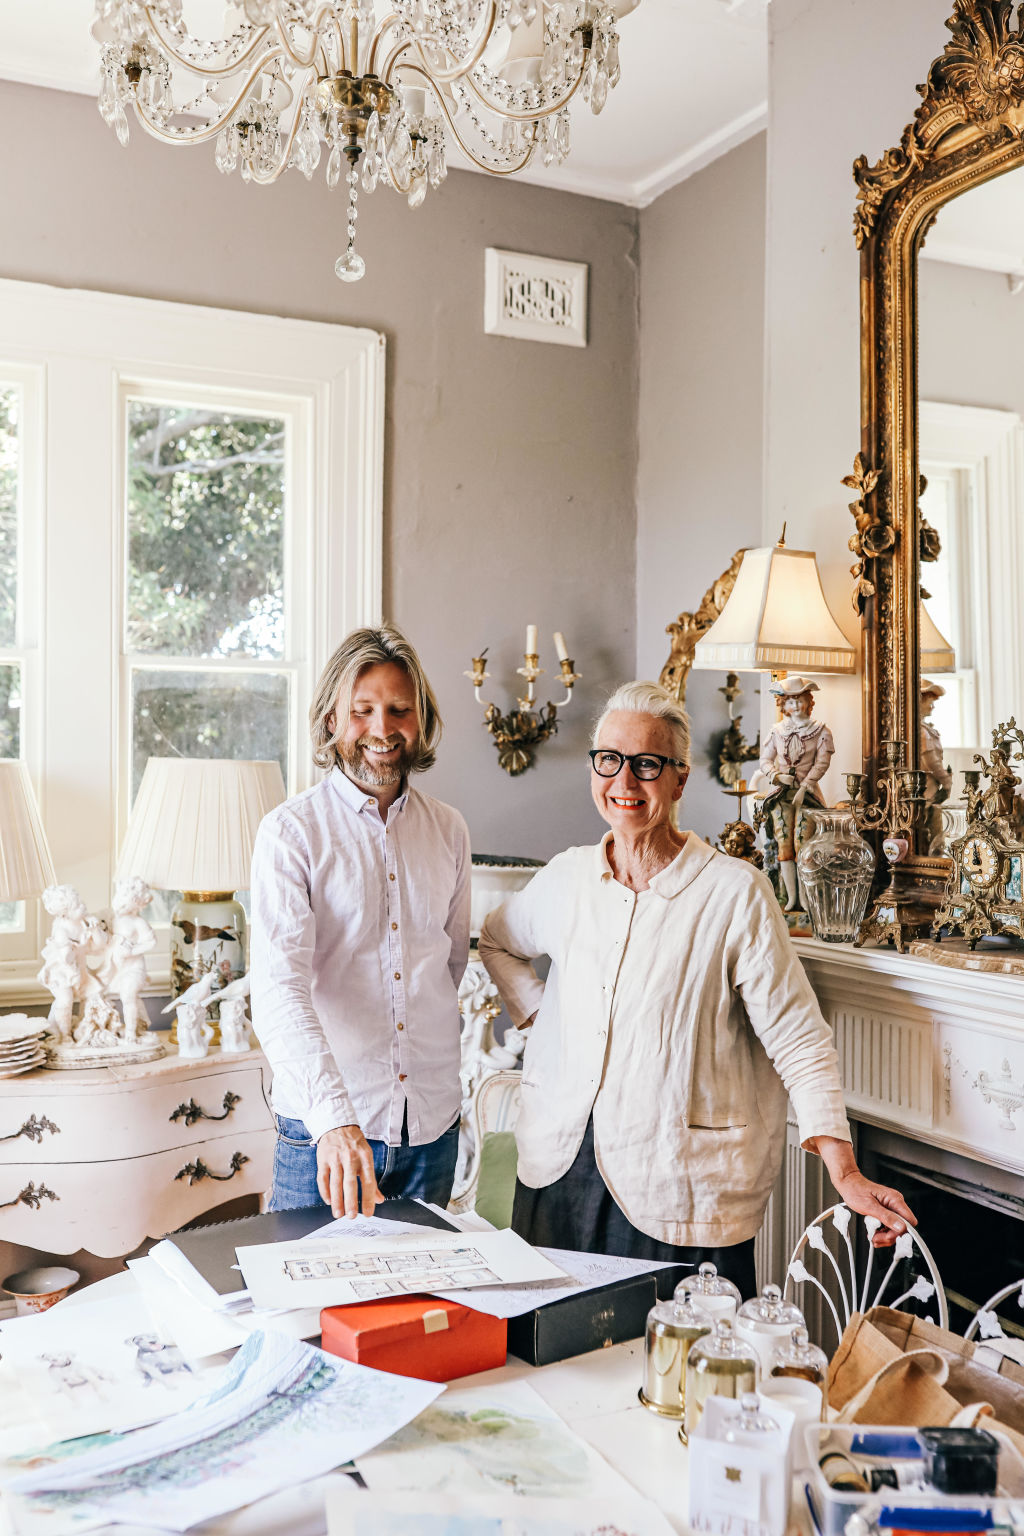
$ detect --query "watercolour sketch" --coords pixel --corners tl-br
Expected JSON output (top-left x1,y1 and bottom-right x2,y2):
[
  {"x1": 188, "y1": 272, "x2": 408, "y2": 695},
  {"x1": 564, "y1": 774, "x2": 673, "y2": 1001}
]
[
  {"x1": 4, "y1": 1330, "x2": 444, "y2": 1533},
  {"x1": 355, "y1": 1380, "x2": 635, "y2": 1502},
  {"x1": 0, "y1": 1295, "x2": 221, "y2": 1447},
  {"x1": 326, "y1": 1490, "x2": 677, "y2": 1536}
]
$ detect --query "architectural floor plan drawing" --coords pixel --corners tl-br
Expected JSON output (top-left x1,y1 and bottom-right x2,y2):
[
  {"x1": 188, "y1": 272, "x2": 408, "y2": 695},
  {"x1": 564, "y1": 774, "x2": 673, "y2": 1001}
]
[{"x1": 236, "y1": 1231, "x2": 566, "y2": 1311}]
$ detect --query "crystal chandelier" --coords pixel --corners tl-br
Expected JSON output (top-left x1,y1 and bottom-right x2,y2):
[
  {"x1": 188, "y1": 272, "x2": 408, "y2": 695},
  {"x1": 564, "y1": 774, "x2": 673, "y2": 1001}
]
[{"x1": 93, "y1": 1, "x2": 640, "y2": 282}]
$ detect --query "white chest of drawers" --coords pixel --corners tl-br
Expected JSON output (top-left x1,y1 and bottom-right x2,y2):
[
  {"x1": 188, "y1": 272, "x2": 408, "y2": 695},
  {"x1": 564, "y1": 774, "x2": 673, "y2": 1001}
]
[{"x1": 0, "y1": 1047, "x2": 274, "y2": 1259}]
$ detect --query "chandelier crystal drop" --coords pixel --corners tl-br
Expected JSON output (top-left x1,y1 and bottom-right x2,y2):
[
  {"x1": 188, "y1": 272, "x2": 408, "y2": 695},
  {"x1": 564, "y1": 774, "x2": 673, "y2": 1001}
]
[{"x1": 93, "y1": 0, "x2": 639, "y2": 281}]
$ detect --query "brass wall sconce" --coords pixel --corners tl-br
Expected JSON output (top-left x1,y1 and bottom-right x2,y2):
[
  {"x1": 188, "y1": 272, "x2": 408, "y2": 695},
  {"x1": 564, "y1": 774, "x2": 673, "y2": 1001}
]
[
  {"x1": 716, "y1": 672, "x2": 761, "y2": 788},
  {"x1": 846, "y1": 739, "x2": 929, "y2": 951},
  {"x1": 466, "y1": 628, "x2": 581, "y2": 777}
]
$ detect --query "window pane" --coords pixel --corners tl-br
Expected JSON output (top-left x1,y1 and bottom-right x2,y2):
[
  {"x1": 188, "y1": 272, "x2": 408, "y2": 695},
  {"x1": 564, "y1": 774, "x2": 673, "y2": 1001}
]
[
  {"x1": 126, "y1": 402, "x2": 286, "y2": 659},
  {"x1": 131, "y1": 668, "x2": 289, "y2": 800},
  {"x1": 0, "y1": 661, "x2": 21, "y2": 759},
  {"x1": 0, "y1": 386, "x2": 18, "y2": 648}
]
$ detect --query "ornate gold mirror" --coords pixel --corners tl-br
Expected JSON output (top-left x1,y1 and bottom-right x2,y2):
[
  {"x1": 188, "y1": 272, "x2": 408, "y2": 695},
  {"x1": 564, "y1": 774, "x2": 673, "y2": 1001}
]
[{"x1": 853, "y1": 0, "x2": 1024, "y2": 889}]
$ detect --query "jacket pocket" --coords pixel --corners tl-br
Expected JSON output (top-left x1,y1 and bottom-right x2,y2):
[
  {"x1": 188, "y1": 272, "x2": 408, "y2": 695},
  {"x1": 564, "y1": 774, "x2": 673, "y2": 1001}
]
[{"x1": 684, "y1": 1005, "x2": 756, "y2": 1129}]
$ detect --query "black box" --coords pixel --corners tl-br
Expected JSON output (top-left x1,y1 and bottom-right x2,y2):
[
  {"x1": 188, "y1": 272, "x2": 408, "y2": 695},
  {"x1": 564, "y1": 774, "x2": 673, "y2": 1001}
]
[{"x1": 506, "y1": 1272, "x2": 657, "y2": 1367}]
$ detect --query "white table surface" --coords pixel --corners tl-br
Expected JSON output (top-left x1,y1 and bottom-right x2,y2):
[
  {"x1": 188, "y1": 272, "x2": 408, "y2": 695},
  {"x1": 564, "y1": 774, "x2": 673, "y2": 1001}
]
[{"x1": 0, "y1": 1271, "x2": 694, "y2": 1536}]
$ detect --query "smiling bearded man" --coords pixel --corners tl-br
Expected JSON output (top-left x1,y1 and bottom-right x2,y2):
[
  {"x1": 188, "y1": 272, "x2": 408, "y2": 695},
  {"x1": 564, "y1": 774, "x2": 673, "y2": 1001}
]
[{"x1": 251, "y1": 626, "x2": 471, "y2": 1219}]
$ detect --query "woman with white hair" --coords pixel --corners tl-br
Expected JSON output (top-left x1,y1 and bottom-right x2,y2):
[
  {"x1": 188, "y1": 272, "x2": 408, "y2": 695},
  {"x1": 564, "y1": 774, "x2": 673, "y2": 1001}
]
[{"x1": 478, "y1": 680, "x2": 913, "y2": 1294}]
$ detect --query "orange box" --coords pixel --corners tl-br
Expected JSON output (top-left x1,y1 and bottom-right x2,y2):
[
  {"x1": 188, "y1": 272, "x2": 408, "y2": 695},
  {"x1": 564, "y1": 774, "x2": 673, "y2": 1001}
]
[{"x1": 320, "y1": 1294, "x2": 507, "y2": 1382}]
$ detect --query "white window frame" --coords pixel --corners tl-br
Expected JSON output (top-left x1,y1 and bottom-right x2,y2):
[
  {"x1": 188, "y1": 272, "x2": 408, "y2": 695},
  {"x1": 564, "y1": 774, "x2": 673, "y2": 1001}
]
[
  {"x1": 920, "y1": 400, "x2": 1024, "y2": 750},
  {"x1": 0, "y1": 279, "x2": 384, "y2": 1000}
]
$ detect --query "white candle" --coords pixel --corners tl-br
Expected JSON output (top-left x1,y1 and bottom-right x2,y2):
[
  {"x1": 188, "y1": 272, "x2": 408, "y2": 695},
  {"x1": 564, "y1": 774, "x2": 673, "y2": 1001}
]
[
  {"x1": 553, "y1": 631, "x2": 569, "y2": 662},
  {"x1": 526, "y1": 625, "x2": 538, "y2": 656}
]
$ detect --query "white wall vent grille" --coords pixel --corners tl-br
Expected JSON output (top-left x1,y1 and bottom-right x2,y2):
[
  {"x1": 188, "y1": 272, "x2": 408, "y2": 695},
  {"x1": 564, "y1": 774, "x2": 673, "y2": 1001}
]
[{"x1": 484, "y1": 248, "x2": 588, "y2": 348}]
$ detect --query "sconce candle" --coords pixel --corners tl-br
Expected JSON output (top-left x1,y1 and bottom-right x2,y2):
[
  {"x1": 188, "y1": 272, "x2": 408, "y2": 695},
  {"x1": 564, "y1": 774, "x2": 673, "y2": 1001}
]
[
  {"x1": 554, "y1": 631, "x2": 569, "y2": 662},
  {"x1": 466, "y1": 636, "x2": 581, "y2": 777}
]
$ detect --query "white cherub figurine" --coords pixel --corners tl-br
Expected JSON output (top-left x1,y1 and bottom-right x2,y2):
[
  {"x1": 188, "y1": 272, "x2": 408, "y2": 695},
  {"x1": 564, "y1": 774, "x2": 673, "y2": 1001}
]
[
  {"x1": 755, "y1": 676, "x2": 835, "y2": 911},
  {"x1": 106, "y1": 877, "x2": 157, "y2": 1044},
  {"x1": 174, "y1": 1001, "x2": 214, "y2": 1059},
  {"x1": 218, "y1": 997, "x2": 251, "y2": 1053},
  {"x1": 37, "y1": 885, "x2": 91, "y2": 1040}
]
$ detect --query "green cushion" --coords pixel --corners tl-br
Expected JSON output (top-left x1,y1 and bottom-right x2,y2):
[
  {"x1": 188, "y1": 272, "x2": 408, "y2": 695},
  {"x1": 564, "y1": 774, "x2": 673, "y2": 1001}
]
[{"x1": 474, "y1": 1130, "x2": 519, "y2": 1229}]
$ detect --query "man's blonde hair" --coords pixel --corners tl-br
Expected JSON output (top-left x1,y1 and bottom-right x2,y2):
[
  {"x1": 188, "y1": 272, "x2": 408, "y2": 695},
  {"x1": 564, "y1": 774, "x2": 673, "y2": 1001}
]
[{"x1": 309, "y1": 625, "x2": 442, "y2": 773}]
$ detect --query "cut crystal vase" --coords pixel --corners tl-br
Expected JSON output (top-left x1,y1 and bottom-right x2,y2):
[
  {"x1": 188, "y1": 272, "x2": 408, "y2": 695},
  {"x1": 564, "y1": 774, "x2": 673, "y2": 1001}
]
[{"x1": 796, "y1": 809, "x2": 876, "y2": 943}]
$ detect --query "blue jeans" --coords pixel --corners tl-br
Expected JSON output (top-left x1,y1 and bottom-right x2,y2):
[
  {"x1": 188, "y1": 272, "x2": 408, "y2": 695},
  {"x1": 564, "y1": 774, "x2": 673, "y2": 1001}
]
[{"x1": 267, "y1": 1111, "x2": 460, "y2": 1212}]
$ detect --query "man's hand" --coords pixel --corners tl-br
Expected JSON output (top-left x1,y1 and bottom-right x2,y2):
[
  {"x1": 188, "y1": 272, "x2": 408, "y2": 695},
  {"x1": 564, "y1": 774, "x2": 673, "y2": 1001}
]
[
  {"x1": 316, "y1": 1125, "x2": 382, "y2": 1218},
  {"x1": 808, "y1": 1135, "x2": 916, "y2": 1247}
]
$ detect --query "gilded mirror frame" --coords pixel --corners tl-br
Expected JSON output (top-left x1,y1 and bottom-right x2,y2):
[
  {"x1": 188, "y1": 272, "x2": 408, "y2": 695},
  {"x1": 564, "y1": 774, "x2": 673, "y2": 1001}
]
[{"x1": 852, "y1": 0, "x2": 1024, "y2": 875}]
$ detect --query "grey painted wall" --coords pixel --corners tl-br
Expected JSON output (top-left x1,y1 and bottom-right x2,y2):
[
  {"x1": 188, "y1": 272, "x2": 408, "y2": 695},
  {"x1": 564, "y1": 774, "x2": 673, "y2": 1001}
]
[
  {"x1": 0, "y1": 81, "x2": 640, "y2": 862},
  {"x1": 637, "y1": 133, "x2": 767, "y2": 844}
]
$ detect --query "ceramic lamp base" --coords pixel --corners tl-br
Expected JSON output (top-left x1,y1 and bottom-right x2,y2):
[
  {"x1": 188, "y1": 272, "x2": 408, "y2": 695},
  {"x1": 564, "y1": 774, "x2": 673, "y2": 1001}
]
[{"x1": 169, "y1": 892, "x2": 246, "y2": 1044}]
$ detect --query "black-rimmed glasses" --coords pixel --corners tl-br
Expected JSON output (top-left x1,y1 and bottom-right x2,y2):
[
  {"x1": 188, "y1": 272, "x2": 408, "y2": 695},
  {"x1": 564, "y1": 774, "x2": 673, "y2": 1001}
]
[{"x1": 588, "y1": 749, "x2": 685, "y2": 781}]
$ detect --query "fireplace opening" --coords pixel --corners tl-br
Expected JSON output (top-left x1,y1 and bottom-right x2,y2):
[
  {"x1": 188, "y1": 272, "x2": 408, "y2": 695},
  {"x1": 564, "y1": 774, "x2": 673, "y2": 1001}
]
[{"x1": 857, "y1": 1124, "x2": 1024, "y2": 1339}]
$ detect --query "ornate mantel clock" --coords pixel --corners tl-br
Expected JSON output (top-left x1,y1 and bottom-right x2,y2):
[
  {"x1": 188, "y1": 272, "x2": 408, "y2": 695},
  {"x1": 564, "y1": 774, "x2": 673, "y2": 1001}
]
[{"x1": 932, "y1": 725, "x2": 1024, "y2": 947}]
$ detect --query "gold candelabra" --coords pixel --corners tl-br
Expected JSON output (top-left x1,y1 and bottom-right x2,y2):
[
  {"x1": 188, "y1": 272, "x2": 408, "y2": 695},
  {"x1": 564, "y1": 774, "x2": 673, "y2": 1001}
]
[
  {"x1": 465, "y1": 630, "x2": 580, "y2": 777},
  {"x1": 846, "y1": 739, "x2": 930, "y2": 951}
]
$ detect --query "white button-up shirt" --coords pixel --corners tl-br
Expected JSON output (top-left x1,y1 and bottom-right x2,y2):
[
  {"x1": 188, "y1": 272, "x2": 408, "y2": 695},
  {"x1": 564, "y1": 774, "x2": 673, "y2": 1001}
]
[
  {"x1": 250, "y1": 766, "x2": 471, "y2": 1145},
  {"x1": 478, "y1": 832, "x2": 850, "y2": 1248}
]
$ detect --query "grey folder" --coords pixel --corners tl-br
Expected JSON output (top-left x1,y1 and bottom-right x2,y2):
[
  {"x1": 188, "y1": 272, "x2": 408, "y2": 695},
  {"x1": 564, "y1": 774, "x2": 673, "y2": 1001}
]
[{"x1": 161, "y1": 1199, "x2": 459, "y2": 1298}]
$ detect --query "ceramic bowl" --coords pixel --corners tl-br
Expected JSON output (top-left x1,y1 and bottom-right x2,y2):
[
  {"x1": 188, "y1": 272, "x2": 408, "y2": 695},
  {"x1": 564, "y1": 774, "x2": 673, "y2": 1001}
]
[{"x1": 2, "y1": 1265, "x2": 80, "y2": 1315}]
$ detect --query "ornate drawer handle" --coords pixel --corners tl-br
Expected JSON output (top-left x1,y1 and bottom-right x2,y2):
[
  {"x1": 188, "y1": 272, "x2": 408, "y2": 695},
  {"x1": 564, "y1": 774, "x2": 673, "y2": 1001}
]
[
  {"x1": 175, "y1": 1152, "x2": 249, "y2": 1186},
  {"x1": 0, "y1": 1181, "x2": 59, "y2": 1211},
  {"x1": 0, "y1": 1114, "x2": 60, "y2": 1145},
  {"x1": 170, "y1": 1092, "x2": 241, "y2": 1126}
]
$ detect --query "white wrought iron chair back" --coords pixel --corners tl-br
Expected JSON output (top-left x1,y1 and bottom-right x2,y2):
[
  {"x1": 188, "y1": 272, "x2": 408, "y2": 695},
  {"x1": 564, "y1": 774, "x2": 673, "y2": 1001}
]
[
  {"x1": 964, "y1": 1278, "x2": 1024, "y2": 1363},
  {"x1": 783, "y1": 1202, "x2": 949, "y2": 1349}
]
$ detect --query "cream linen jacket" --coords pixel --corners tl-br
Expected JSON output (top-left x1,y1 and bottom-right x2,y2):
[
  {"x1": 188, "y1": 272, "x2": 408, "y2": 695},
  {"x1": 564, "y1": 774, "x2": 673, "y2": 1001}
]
[{"x1": 477, "y1": 832, "x2": 851, "y2": 1247}]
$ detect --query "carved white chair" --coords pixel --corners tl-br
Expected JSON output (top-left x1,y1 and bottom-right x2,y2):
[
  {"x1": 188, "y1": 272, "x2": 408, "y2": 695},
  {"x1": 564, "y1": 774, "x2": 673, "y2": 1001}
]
[
  {"x1": 784, "y1": 1202, "x2": 948, "y2": 1348},
  {"x1": 449, "y1": 1068, "x2": 522, "y2": 1215}
]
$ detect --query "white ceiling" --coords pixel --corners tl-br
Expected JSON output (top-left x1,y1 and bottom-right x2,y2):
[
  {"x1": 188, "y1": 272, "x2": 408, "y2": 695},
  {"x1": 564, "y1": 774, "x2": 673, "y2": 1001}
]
[{"x1": 0, "y1": 0, "x2": 768, "y2": 207}]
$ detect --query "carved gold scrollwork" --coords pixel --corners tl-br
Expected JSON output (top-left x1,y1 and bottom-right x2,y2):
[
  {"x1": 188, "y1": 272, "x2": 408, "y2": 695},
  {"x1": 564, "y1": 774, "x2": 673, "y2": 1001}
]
[
  {"x1": 843, "y1": 454, "x2": 889, "y2": 614},
  {"x1": 853, "y1": 0, "x2": 1024, "y2": 830},
  {"x1": 660, "y1": 548, "x2": 746, "y2": 707}
]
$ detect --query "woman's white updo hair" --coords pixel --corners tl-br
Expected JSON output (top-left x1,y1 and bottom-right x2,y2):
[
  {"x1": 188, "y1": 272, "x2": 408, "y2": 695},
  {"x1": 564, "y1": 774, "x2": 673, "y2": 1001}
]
[{"x1": 593, "y1": 681, "x2": 691, "y2": 769}]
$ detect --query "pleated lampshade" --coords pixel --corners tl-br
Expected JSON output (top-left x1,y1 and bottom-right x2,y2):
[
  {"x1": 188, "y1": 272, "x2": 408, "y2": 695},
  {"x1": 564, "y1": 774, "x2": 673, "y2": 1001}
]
[
  {"x1": 920, "y1": 601, "x2": 956, "y2": 674},
  {"x1": 0, "y1": 761, "x2": 57, "y2": 900},
  {"x1": 693, "y1": 542, "x2": 856, "y2": 675},
  {"x1": 116, "y1": 759, "x2": 287, "y2": 893}
]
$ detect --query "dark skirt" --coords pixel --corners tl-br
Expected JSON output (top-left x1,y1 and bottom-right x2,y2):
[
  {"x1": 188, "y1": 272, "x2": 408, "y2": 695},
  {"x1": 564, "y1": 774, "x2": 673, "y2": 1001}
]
[{"x1": 511, "y1": 1115, "x2": 757, "y2": 1299}]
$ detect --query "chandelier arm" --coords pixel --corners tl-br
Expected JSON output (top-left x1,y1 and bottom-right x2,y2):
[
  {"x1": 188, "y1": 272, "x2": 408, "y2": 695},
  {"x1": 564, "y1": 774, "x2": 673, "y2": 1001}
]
[
  {"x1": 400, "y1": 65, "x2": 537, "y2": 176},
  {"x1": 141, "y1": 5, "x2": 272, "y2": 79},
  {"x1": 461, "y1": 59, "x2": 588, "y2": 123},
  {"x1": 271, "y1": 5, "x2": 328, "y2": 71},
  {"x1": 378, "y1": 2, "x2": 498, "y2": 90},
  {"x1": 246, "y1": 76, "x2": 316, "y2": 183},
  {"x1": 129, "y1": 46, "x2": 289, "y2": 146},
  {"x1": 367, "y1": 13, "x2": 401, "y2": 76}
]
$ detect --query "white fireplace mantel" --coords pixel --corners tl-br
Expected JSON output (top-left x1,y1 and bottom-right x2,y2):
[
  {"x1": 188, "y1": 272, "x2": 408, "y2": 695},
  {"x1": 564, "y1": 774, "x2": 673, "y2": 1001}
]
[{"x1": 793, "y1": 937, "x2": 1024, "y2": 1179}]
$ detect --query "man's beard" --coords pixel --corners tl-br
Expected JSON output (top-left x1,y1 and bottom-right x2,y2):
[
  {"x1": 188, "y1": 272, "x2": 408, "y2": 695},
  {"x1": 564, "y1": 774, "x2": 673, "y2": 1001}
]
[{"x1": 339, "y1": 735, "x2": 416, "y2": 787}]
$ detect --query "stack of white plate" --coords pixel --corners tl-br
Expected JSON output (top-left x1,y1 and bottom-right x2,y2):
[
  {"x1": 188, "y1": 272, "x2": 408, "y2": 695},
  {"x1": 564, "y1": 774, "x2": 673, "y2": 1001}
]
[{"x1": 0, "y1": 1014, "x2": 49, "y2": 1077}]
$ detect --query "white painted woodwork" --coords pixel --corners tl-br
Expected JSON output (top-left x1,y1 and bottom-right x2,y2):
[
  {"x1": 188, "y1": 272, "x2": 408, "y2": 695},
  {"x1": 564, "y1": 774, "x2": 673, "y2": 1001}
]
[{"x1": 0, "y1": 1047, "x2": 274, "y2": 1258}]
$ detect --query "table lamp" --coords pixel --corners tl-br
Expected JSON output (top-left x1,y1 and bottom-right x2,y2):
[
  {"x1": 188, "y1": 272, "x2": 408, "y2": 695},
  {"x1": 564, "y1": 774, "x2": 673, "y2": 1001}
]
[
  {"x1": 116, "y1": 758, "x2": 286, "y2": 1000},
  {"x1": 0, "y1": 760, "x2": 57, "y2": 904},
  {"x1": 692, "y1": 535, "x2": 856, "y2": 679}
]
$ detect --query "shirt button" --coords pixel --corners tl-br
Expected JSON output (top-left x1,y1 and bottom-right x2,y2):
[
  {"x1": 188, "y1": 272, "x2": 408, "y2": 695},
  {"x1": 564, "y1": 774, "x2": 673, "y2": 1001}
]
[
  {"x1": 399, "y1": 1073, "x2": 407, "y2": 1082},
  {"x1": 397, "y1": 1022, "x2": 404, "y2": 1031},
  {"x1": 389, "y1": 873, "x2": 396, "y2": 881},
  {"x1": 394, "y1": 971, "x2": 401, "y2": 980}
]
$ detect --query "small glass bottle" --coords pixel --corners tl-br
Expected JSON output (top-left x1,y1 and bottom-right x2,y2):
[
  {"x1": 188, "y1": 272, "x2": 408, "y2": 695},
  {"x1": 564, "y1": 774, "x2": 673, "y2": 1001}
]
[
  {"x1": 675, "y1": 1261, "x2": 742, "y2": 1322},
  {"x1": 639, "y1": 1292, "x2": 711, "y2": 1419},
  {"x1": 735, "y1": 1283, "x2": 805, "y2": 1376},
  {"x1": 769, "y1": 1325, "x2": 829, "y2": 1412},
  {"x1": 681, "y1": 1316, "x2": 758, "y2": 1445}
]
